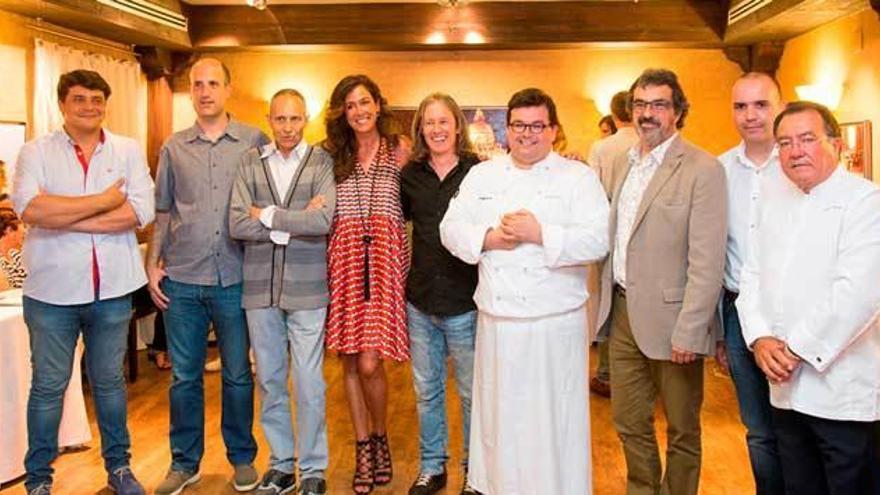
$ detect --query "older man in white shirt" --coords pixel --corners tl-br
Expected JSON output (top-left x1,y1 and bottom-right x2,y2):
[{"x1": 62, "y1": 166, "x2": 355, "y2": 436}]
[
  {"x1": 717, "y1": 72, "x2": 786, "y2": 495},
  {"x1": 737, "y1": 101, "x2": 880, "y2": 495},
  {"x1": 441, "y1": 88, "x2": 609, "y2": 495}
]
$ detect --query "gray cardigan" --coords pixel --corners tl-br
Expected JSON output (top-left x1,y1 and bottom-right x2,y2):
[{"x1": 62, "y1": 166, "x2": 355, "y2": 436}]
[{"x1": 229, "y1": 143, "x2": 336, "y2": 311}]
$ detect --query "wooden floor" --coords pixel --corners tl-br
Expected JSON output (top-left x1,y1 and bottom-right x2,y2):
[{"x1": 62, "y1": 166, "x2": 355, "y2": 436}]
[{"x1": 2, "y1": 347, "x2": 754, "y2": 494}]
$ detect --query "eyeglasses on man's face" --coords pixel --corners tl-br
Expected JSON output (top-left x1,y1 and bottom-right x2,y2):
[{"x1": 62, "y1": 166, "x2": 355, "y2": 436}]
[
  {"x1": 777, "y1": 134, "x2": 831, "y2": 152},
  {"x1": 509, "y1": 121, "x2": 552, "y2": 134},
  {"x1": 632, "y1": 99, "x2": 673, "y2": 113}
]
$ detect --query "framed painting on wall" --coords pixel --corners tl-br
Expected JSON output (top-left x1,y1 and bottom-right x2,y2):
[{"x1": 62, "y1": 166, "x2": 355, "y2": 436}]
[
  {"x1": 840, "y1": 120, "x2": 872, "y2": 181},
  {"x1": 390, "y1": 106, "x2": 509, "y2": 160}
]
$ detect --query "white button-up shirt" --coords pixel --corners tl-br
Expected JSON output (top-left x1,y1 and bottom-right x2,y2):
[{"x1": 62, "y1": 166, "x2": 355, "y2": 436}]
[
  {"x1": 258, "y1": 139, "x2": 309, "y2": 246},
  {"x1": 736, "y1": 167, "x2": 880, "y2": 421},
  {"x1": 718, "y1": 142, "x2": 782, "y2": 292},
  {"x1": 440, "y1": 151, "x2": 609, "y2": 318},
  {"x1": 613, "y1": 133, "x2": 677, "y2": 287},
  {"x1": 12, "y1": 129, "x2": 155, "y2": 305}
]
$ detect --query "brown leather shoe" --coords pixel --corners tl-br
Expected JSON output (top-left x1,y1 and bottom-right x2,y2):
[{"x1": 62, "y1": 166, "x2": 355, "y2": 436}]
[{"x1": 589, "y1": 377, "x2": 611, "y2": 398}]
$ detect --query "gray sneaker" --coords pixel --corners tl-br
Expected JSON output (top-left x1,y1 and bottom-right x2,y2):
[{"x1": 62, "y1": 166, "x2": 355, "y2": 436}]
[
  {"x1": 154, "y1": 469, "x2": 200, "y2": 495},
  {"x1": 27, "y1": 484, "x2": 52, "y2": 495},
  {"x1": 233, "y1": 464, "x2": 260, "y2": 492}
]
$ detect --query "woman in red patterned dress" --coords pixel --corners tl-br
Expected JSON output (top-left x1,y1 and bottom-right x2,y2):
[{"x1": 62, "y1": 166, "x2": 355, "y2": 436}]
[{"x1": 322, "y1": 74, "x2": 410, "y2": 494}]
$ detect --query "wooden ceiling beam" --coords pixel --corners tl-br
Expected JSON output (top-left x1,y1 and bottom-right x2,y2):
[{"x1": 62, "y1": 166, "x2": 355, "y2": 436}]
[
  {"x1": 0, "y1": 0, "x2": 191, "y2": 49},
  {"x1": 722, "y1": 41, "x2": 784, "y2": 75},
  {"x1": 187, "y1": 1, "x2": 726, "y2": 49},
  {"x1": 724, "y1": 0, "x2": 867, "y2": 44}
]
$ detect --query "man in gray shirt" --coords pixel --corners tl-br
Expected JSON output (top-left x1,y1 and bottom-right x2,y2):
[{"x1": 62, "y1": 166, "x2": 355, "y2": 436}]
[{"x1": 147, "y1": 57, "x2": 268, "y2": 495}]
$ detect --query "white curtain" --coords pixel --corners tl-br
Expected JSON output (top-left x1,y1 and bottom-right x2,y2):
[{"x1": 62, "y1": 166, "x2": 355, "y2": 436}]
[{"x1": 33, "y1": 39, "x2": 147, "y2": 149}]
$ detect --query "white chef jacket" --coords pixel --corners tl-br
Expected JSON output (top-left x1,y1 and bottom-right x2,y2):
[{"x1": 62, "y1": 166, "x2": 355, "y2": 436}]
[
  {"x1": 439, "y1": 151, "x2": 610, "y2": 318},
  {"x1": 736, "y1": 166, "x2": 880, "y2": 421}
]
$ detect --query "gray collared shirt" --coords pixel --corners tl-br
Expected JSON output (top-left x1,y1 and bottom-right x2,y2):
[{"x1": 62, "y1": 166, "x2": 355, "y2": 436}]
[{"x1": 155, "y1": 118, "x2": 268, "y2": 286}]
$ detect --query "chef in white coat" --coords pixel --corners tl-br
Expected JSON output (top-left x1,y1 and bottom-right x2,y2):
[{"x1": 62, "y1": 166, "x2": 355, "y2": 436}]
[
  {"x1": 736, "y1": 100, "x2": 880, "y2": 495},
  {"x1": 440, "y1": 88, "x2": 610, "y2": 495}
]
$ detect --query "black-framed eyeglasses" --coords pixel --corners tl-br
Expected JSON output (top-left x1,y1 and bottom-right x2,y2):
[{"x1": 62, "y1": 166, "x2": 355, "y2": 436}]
[
  {"x1": 509, "y1": 121, "x2": 551, "y2": 134},
  {"x1": 632, "y1": 99, "x2": 673, "y2": 112}
]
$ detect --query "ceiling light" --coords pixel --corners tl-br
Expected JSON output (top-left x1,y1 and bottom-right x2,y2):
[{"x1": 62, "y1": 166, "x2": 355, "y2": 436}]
[
  {"x1": 438, "y1": 0, "x2": 467, "y2": 8},
  {"x1": 247, "y1": 0, "x2": 267, "y2": 10},
  {"x1": 795, "y1": 83, "x2": 843, "y2": 110},
  {"x1": 463, "y1": 31, "x2": 485, "y2": 44},
  {"x1": 426, "y1": 32, "x2": 447, "y2": 44}
]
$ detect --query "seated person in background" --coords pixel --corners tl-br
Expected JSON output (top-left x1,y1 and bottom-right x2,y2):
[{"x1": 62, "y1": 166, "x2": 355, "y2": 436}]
[{"x1": 0, "y1": 206, "x2": 26, "y2": 289}]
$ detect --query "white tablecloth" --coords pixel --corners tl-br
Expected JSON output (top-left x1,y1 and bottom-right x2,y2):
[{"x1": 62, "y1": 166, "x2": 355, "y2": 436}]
[{"x1": 0, "y1": 295, "x2": 92, "y2": 483}]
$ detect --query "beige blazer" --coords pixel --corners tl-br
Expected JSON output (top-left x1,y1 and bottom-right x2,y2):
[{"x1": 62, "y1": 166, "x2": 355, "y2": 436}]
[{"x1": 597, "y1": 136, "x2": 727, "y2": 360}]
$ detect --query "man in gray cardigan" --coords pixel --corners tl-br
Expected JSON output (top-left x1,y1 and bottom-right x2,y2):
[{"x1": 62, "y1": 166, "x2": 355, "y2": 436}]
[{"x1": 229, "y1": 89, "x2": 335, "y2": 495}]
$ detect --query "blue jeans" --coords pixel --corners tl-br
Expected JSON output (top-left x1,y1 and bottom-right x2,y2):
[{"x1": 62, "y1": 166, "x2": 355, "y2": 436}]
[
  {"x1": 163, "y1": 279, "x2": 256, "y2": 472},
  {"x1": 723, "y1": 294, "x2": 785, "y2": 495},
  {"x1": 23, "y1": 294, "x2": 133, "y2": 491},
  {"x1": 246, "y1": 306, "x2": 328, "y2": 478},
  {"x1": 407, "y1": 303, "x2": 477, "y2": 475}
]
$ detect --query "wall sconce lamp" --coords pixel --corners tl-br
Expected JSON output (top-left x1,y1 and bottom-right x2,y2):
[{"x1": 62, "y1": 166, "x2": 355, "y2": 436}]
[{"x1": 794, "y1": 83, "x2": 843, "y2": 111}]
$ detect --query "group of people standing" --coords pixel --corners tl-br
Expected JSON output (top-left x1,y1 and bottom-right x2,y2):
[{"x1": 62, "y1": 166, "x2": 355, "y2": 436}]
[{"x1": 10, "y1": 53, "x2": 880, "y2": 495}]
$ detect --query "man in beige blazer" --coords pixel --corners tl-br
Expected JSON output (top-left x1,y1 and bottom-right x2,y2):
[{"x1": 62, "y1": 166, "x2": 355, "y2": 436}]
[{"x1": 596, "y1": 68, "x2": 727, "y2": 495}]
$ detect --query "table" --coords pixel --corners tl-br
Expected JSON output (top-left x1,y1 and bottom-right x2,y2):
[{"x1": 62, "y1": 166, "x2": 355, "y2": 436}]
[{"x1": 0, "y1": 296, "x2": 92, "y2": 484}]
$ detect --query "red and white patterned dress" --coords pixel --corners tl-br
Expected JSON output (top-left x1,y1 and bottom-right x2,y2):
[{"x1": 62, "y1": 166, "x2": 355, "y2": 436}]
[{"x1": 325, "y1": 140, "x2": 410, "y2": 361}]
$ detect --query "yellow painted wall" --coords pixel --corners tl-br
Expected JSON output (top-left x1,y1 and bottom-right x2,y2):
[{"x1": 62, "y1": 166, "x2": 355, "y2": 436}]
[
  {"x1": 174, "y1": 48, "x2": 744, "y2": 155},
  {"x1": 777, "y1": 8, "x2": 880, "y2": 180},
  {"x1": 0, "y1": 10, "x2": 34, "y2": 127}
]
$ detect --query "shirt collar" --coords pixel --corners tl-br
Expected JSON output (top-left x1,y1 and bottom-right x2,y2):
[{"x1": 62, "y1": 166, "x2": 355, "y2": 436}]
[
  {"x1": 505, "y1": 150, "x2": 557, "y2": 171},
  {"x1": 260, "y1": 139, "x2": 308, "y2": 161},
  {"x1": 734, "y1": 141, "x2": 779, "y2": 170},
  {"x1": 627, "y1": 132, "x2": 678, "y2": 167},
  {"x1": 60, "y1": 127, "x2": 107, "y2": 148},
  {"x1": 185, "y1": 114, "x2": 241, "y2": 143}
]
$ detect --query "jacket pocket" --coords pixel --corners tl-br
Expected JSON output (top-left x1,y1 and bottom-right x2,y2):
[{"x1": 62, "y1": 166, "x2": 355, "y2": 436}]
[{"x1": 662, "y1": 287, "x2": 685, "y2": 303}]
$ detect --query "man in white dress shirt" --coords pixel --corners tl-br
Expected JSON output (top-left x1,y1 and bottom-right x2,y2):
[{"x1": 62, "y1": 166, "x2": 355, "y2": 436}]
[
  {"x1": 12, "y1": 69, "x2": 154, "y2": 495},
  {"x1": 737, "y1": 101, "x2": 880, "y2": 495},
  {"x1": 716, "y1": 72, "x2": 786, "y2": 495},
  {"x1": 440, "y1": 88, "x2": 609, "y2": 495}
]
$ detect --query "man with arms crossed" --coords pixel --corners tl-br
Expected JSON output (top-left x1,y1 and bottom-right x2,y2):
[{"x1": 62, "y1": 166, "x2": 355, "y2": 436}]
[
  {"x1": 13, "y1": 69, "x2": 154, "y2": 495},
  {"x1": 229, "y1": 88, "x2": 335, "y2": 495}
]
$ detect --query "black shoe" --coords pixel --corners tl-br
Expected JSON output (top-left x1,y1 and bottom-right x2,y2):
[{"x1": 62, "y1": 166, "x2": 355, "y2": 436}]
[
  {"x1": 254, "y1": 469, "x2": 296, "y2": 495},
  {"x1": 408, "y1": 470, "x2": 447, "y2": 495},
  {"x1": 299, "y1": 477, "x2": 326, "y2": 495}
]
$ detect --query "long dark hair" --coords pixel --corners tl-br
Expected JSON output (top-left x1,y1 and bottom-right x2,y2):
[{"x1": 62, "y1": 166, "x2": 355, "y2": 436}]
[{"x1": 322, "y1": 75, "x2": 400, "y2": 183}]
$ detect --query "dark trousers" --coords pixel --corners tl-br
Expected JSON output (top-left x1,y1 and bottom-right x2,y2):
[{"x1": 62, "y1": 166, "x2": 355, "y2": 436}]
[{"x1": 773, "y1": 407, "x2": 880, "y2": 495}]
